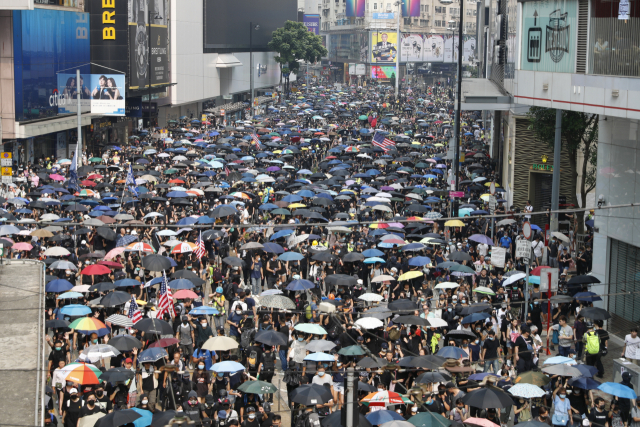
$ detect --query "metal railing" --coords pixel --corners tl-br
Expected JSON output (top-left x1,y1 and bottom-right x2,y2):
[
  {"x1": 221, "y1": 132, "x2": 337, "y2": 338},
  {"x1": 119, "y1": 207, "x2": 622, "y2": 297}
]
[{"x1": 588, "y1": 17, "x2": 640, "y2": 78}]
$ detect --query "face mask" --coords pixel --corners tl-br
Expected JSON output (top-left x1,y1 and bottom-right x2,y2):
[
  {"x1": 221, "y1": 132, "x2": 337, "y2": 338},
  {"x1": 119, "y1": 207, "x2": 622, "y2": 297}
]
[
  {"x1": 318, "y1": 371, "x2": 325, "y2": 377},
  {"x1": 182, "y1": 321, "x2": 188, "y2": 325},
  {"x1": 198, "y1": 364, "x2": 205, "y2": 370},
  {"x1": 201, "y1": 323, "x2": 207, "y2": 328},
  {"x1": 489, "y1": 337, "x2": 494, "y2": 340},
  {"x1": 142, "y1": 399, "x2": 148, "y2": 405},
  {"x1": 534, "y1": 302, "x2": 539, "y2": 305},
  {"x1": 337, "y1": 363, "x2": 342, "y2": 367},
  {"x1": 87, "y1": 400, "x2": 95, "y2": 405},
  {"x1": 462, "y1": 344, "x2": 468, "y2": 347},
  {"x1": 298, "y1": 337, "x2": 304, "y2": 341},
  {"x1": 476, "y1": 328, "x2": 481, "y2": 331},
  {"x1": 249, "y1": 414, "x2": 256, "y2": 420},
  {"x1": 378, "y1": 388, "x2": 384, "y2": 392},
  {"x1": 92, "y1": 339, "x2": 98, "y2": 344},
  {"x1": 427, "y1": 399, "x2": 433, "y2": 405},
  {"x1": 236, "y1": 311, "x2": 242, "y2": 315},
  {"x1": 475, "y1": 340, "x2": 479, "y2": 344},
  {"x1": 448, "y1": 308, "x2": 452, "y2": 312},
  {"x1": 55, "y1": 347, "x2": 62, "y2": 351},
  {"x1": 461, "y1": 300, "x2": 466, "y2": 304},
  {"x1": 566, "y1": 390, "x2": 572, "y2": 394}
]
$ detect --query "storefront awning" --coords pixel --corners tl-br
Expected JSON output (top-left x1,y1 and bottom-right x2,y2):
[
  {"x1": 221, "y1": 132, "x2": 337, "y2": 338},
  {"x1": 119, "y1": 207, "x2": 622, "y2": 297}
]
[
  {"x1": 216, "y1": 54, "x2": 243, "y2": 68},
  {"x1": 13, "y1": 113, "x2": 95, "y2": 139},
  {"x1": 460, "y1": 78, "x2": 513, "y2": 110}
]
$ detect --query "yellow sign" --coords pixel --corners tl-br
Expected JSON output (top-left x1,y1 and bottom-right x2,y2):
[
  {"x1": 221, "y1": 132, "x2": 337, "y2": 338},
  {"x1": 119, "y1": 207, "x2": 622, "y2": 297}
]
[
  {"x1": 371, "y1": 32, "x2": 398, "y2": 63},
  {"x1": 1, "y1": 152, "x2": 11, "y2": 159},
  {"x1": 1, "y1": 167, "x2": 12, "y2": 176},
  {"x1": 201, "y1": 114, "x2": 207, "y2": 122}
]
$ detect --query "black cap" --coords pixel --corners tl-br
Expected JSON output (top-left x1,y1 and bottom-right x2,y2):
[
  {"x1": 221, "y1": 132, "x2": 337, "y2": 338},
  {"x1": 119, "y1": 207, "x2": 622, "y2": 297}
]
[{"x1": 446, "y1": 382, "x2": 456, "y2": 389}]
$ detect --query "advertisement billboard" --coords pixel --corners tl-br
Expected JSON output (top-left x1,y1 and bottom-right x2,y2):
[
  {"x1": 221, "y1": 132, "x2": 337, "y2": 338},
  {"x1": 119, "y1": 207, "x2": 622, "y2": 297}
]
[
  {"x1": 521, "y1": 0, "x2": 577, "y2": 73},
  {"x1": 89, "y1": 0, "x2": 128, "y2": 87},
  {"x1": 303, "y1": 14, "x2": 320, "y2": 35},
  {"x1": 57, "y1": 74, "x2": 125, "y2": 116},
  {"x1": 402, "y1": 0, "x2": 420, "y2": 17},
  {"x1": 400, "y1": 34, "x2": 424, "y2": 62},
  {"x1": 355, "y1": 64, "x2": 366, "y2": 75},
  {"x1": 463, "y1": 36, "x2": 477, "y2": 64},
  {"x1": 13, "y1": 8, "x2": 90, "y2": 122},
  {"x1": 129, "y1": 0, "x2": 169, "y2": 90},
  {"x1": 371, "y1": 32, "x2": 398, "y2": 63},
  {"x1": 203, "y1": 0, "x2": 297, "y2": 52},
  {"x1": 424, "y1": 35, "x2": 445, "y2": 62},
  {"x1": 371, "y1": 66, "x2": 396, "y2": 79},
  {"x1": 346, "y1": 0, "x2": 365, "y2": 17},
  {"x1": 349, "y1": 63, "x2": 356, "y2": 74}
]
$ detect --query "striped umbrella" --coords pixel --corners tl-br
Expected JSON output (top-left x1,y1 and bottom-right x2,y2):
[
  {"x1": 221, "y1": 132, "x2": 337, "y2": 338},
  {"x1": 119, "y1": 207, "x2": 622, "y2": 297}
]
[
  {"x1": 169, "y1": 242, "x2": 197, "y2": 254},
  {"x1": 68, "y1": 317, "x2": 107, "y2": 332},
  {"x1": 125, "y1": 242, "x2": 155, "y2": 253},
  {"x1": 62, "y1": 363, "x2": 102, "y2": 384}
]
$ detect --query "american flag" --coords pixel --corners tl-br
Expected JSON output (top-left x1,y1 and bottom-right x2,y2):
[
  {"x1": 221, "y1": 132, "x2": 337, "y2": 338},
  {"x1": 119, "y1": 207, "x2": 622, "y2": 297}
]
[
  {"x1": 156, "y1": 271, "x2": 175, "y2": 319},
  {"x1": 128, "y1": 295, "x2": 142, "y2": 324},
  {"x1": 225, "y1": 165, "x2": 230, "y2": 177},
  {"x1": 194, "y1": 230, "x2": 206, "y2": 259},
  {"x1": 251, "y1": 133, "x2": 263, "y2": 150},
  {"x1": 372, "y1": 131, "x2": 396, "y2": 152}
]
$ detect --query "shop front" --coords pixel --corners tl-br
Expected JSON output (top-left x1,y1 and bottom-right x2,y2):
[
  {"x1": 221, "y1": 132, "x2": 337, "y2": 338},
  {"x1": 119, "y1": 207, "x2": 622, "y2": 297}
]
[{"x1": 89, "y1": 117, "x2": 134, "y2": 156}]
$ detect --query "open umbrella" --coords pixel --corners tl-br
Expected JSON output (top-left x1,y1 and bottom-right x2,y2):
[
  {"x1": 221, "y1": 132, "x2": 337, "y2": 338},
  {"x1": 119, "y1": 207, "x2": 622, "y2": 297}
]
[
  {"x1": 366, "y1": 410, "x2": 405, "y2": 425},
  {"x1": 254, "y1": 330, "x2": 288, "y2": 346},
  {"x1": 95, "y1": 409, "x2": 142, "y2": 427},
  {"x1": 100, "y1": 367, "x2": 136, "y2": 383},
  {"x1": 515, "y1": 371, "x2": 550, "y2": 386},
  {"x1": 598, "y1": 382, "x2": 637, "y2": 399},
  {"x1": 408, "y1": 412, "x2": 452, "y2": 427},
  {"x1": 202, "y1": 336, "x2": 238, "y2": 351},
  {"x1": 109, "y1": 335, "x2": 143, "y2": 352},
  {"x1": 541, "y1": 364, "x2": 582, "y2": 377},
  {"x1": 322, "y1": 411, "x2": 372, "y2": 427},
  {"x1": 210, "y1": 361, "x2": 245, "y2": 373},
  {"x1": 461, "y1": 387, "x2": 514, "y2": 408},
  {"x1": 464, "y1": 418, "x2": 500, "y2": 427},
  {"x1": 291, "y1": 383, "x2": 333, "y2": 405},
  {"x1": 237, "y1": 380, "x2": 278, "y2": 394},
  {"x1": 508, "y1": 383, "x2": 546, "y2": 398}
]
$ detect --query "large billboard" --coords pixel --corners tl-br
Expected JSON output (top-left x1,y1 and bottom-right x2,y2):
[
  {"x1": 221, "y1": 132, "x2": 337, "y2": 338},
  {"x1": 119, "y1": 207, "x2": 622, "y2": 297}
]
[
  {"x1": 346, "y1": 0, "x2": 365, "y2": 17},
  {"x1": 424, "y1": 35, "x2": 445, "y2": 62},
  {"x1": 58, "y1": 74, "x2": 125, "y2": 115},
  {"x1": 89, "y1": 0, "x2": 129, "y2": 88},
  {"x1": 13, "y1": 8, "x2": 90, "y2": 122},
  {"x1": 371, "y1": 32, "x2": 398, "y2": 63},
  {"x1": 203, "y1": 0, "x2": 297, "y2": 52},
  {"x1": 303, "y1": 14, "x2": 320, "y2": 35},
  {"x1": 402, "y1": 0, "x2": 420, "y2": 17},
  {"x1": 443, "y1": 35, "x2": 476, "y2": 64},
  {"x1": 521, "y1": 0, "x2": 577, "y2": 73},
  {"x1": 400, "y1": 34, "x2": 424, "y2": 62},
  {"x1": 371, "y1": 66, "x2": 396, "y2": 79},
  {"x1": 129, "y1": 0, "x2": 169, "y2": 90}
]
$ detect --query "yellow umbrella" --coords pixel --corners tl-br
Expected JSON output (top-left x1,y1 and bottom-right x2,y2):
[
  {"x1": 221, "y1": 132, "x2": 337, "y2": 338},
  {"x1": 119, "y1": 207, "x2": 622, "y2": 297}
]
[
  {"x1": 480, "y1": 194, "x2": 490, "y2": 202},
  {"x1": 288, "y1": 203, "x2": 306, "y2": 209},
  {"x1": 445, "y1": 220, "x2": 465, "y2": 227},
  {"x1": 434, "y1": 143, "x2": 444, "y2": 147},
  {"x1": 484, "y1": 182, "x2": 501, "y2": 187},
  {"x1": 273, "y1": 150, "x2": 282, "y2": 154},
  {"x1": 398, "y1": 271, "x2": 424, "y2": 281}
]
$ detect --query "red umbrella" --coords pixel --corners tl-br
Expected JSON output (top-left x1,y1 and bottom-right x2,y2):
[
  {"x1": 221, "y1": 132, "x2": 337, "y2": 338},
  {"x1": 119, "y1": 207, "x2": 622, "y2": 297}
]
[
  {"x1": 148, "y1": 338, "x2": 179, "y2": 348},
  {"x1": 81, "y1": 180, "x2": 97, "y2": 187},
  {"x1": 530, "y1": 266, "x2": 551, "y2": 276},
  {"x1": 168, "y1": 179, "x2": 184, "y2": 184},
  {"x1": 81, "y1": 264, "x2": 111, "y2": 275},
  {"x1": 98, "y1": 261, "x2": 124, "y2": 269},
  {"x1": 96, "y1": 215, "x2": 116, "y2": 224},
  {"x1": 173, "y1": 289, "x2": 199, "y2": 300},
  {"x1": 87, "y1": 174, "x2": 104, "y2": 180}
]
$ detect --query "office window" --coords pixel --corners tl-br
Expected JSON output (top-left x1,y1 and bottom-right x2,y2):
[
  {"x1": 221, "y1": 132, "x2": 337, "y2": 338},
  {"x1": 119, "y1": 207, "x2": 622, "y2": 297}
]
[
  {"x1": 387, "y1": 3, "x2": 391, "y2": 10},
  {"x1": 425, "y1": 5, "x2": 428, "y2": 12},
  {"x1": 435, "y1": 6, "x2": 443, "y2": 13},
  {"x1": 374, "y1": 2, "x2": 377, "y2": 8}
]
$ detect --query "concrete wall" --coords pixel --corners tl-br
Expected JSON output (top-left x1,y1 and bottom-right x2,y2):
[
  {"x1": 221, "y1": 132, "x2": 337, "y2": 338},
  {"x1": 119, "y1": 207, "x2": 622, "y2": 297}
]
[{"x1": 0, "y1": 11, "x2": 14, "y2": 139}]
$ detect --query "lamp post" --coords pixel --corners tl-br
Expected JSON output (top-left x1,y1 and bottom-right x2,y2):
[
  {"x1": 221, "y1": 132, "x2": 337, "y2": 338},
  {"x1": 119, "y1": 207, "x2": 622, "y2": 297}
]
[
  {"x1": 250, "y1": 22, "x2": 260, "y2": 118},
  {"x1": 394, "y1": 0, "x2": 403, "y2": 97}
]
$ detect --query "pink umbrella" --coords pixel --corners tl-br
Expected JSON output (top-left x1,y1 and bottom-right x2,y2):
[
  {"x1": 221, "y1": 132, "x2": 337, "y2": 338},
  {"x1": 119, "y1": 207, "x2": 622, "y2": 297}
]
[
  {"x1": 104, "y1": 247, "x2": 125, "y2": 260},
  {"x1": 386, "y1": 222, "x2": 404, "y2": 228},
  {"x1": 12, "y1": 242, "x2": 33, "y2": 251},
  {"x1": 49, "y1": 174, "x2": 65, "y2": 181},
  {"x1": 465, "y1": 418, "x2": 500, "y2": 427}
]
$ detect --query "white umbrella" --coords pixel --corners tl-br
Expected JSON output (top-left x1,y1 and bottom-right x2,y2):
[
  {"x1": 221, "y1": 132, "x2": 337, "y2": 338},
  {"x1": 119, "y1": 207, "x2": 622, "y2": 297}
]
[
  {"x1": 372, "y1": 275, "x2": 395, "y2": 283},
  {"x1": 502, "y1": 273, "x2": 526, "y2": 286},
  {"x1": 372, "y1": 205, "x2": 392, "y2": 212},
  {"x1": 84, "y1": 344, "x2": 120, "y2": 362},
  {"x1": 319, "y1": 302, "x2": 336, "y2": 313},
  {"x1": 508, "y1": 383, "x2": 547, "y2": 398},
  {"x1": 552, "y1": 232, "x2": 570, "y2": 243},
  {"x1": 70, "y1": 285, "x2": 91, "y2": 293},
  {"x1": 288, "y1": 234, "x2": 309, "y2": 247},
  {"x1": 44, "y1": 247, "x2": 71, "y2": 256},
  {"x1": 358, "y1": 293, "x2": 384, "y2": 302},
  {"x1": 114, "y1": 213, "x2": 134, "y2": 221},
  {"x1": 83, "y1": 218, "x2": 104, "y2": 227},
  {"x1": 426, "y1": 318, "x2": 449, "y2": 328},
  {"x1": 49, "y1": 260, "x2": 77, "y2": 270},
  {"x1": 202, "y1": 336, "x2": 239, "y2": 351},
  {"x1": 40, "y1": 214, "x2": 60, "y2": 221},
  {"x1": 355, "y1": 317, "x2": 384, "y2": 329},
  {"x1": 434, "y1": 282, "x2": 460, "y2": 289}
]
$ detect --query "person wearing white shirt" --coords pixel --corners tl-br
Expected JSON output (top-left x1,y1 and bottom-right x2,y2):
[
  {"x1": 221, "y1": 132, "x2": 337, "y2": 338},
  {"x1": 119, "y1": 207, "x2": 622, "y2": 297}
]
[
  {"x1": 524, "y1": 201, "x2": 533, "y2": 220},
  {"x1": 622, "y1": 328, "x2": 640, "y2": 364},
  {"x1": 477, "y1": 243, "x2": 489, "y2": 257},
  {"x1": 531, "y1": 237, "x2": 544, "y2": 265}
]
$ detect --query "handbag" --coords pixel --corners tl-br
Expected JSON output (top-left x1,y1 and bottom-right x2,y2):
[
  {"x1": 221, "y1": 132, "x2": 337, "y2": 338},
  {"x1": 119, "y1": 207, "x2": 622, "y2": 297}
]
[
  {"x1": 552, "y1": 413, "x2": 568, "y2": 426},
  {"x1": 552, "y1": 329, "x2": 560, "y2": 345}
]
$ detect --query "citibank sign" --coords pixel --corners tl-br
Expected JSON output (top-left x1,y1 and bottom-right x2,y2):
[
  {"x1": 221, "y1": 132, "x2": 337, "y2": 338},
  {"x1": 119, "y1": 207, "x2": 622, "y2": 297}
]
[{"x1": 50, "y1": 89, "x2": 70, "y2": 107}]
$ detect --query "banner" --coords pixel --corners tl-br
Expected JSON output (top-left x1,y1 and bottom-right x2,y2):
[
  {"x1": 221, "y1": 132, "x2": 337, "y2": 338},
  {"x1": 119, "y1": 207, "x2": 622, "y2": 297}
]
[
  {"x1": 303, "y1": 14, "x2": 320, "y2": 35},
  {"x1": 400, "y1": 34, "x2": 424, "y2": 62},
  {"x1": 371, "y1": 32, "x2": 398, "y2": 63},
  {"x1": 402, "y1": 0, "x2": 420, "y2": 17},
  {"x1": 371, "y1": 66, "x2": 396, "y2": 79},
  {"x1": 424, "y1": 35, "x2": 445, "y2": 62},
  {"x1": 463, "y1": 36, "x2": 477, "y2": 64},
  {"x1": 129, "y1": 0, "x2": 169, "y2": 89},
  {"x1": 443, "y1": 35, "x2": 459, "y2": 63},
  {"x1": 346, "y1": 0, "x2": 365, "y2": 17},
  {"x1": 57, "y1": 74, "x2": 125, "y2": 116}
]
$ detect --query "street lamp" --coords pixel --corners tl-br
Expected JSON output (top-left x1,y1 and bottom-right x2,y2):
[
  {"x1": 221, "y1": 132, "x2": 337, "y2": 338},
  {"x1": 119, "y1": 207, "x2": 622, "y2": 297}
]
[
  {"x1": 249, "y1": 22, "x2": 260, "y2": 118},
  {"x1": 394, "y1": 0, "x2": 403, "y2": 97}
]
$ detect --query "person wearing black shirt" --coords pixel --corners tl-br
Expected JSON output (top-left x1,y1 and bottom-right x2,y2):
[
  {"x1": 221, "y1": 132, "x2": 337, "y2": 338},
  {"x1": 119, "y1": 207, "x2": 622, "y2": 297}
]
[
  {"x1": 79, "y1": 392, "x2": 103, "y2": 418},
  {"x1": 588, "y1": 397, "x2": 608, "y2": 427},
  {"x1": 481, "y1": 330, "x2": 502, "y2": 373},
  {"x1": 94, "y1": 385, "x2": 113, "y2": 413},
  {"x1": 424, "y1": 393, "x2": 445, "y2": 416},
  {"x1": 513, "y1": 326, "x2": 534, "y2": 372}
]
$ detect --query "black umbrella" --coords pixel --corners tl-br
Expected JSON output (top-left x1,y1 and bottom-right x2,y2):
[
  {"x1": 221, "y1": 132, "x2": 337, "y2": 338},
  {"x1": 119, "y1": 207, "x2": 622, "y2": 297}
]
[
  {"x1": 311, "y1": 251, "x2": 336, "y2": 262},
  {"x1": 100, "y1": 291, "x2": 131, "y2": 307},
  {"x1": 416, "y1": 371, "x2": 452, "y2": 384},
  {"x1": 254, "y1": 330, "x2": 288, "y2": 346},
  {"x1": 151, "y1": 411, "x2": 176, "y2": 427},
  {"x1": 96, "y1": 226, "x2": 117, "y2": 241},
  {"x1": 325, "y1": 274, "x2": 357, "y2": 287},
  {"x1": 579, "y1": 307, "x2": 611, "y2": 320},
  {"x1": 89, "y1": 282, "x2": 117, "y2": 292},
  {"x1": 208, "y1": 205, "x2": 238, "y2": 218},
  {"x1": 459, "y1": 303, "x2": 492, "y2": 315},
  {"x1": 342, "y1": 252, "x2": 365, "y2": 262},
  {"x1": 356, "y1": 356, "x2": 386, "y2": 368},
  {"x1": 394, "y1": 315, "x2": 430, "y2": 326},
  {"x1": 388, "y1": 298, "x2": 419, "y2": 311},
  {"x1": 222, "y1": 256, "x2": 245, "y2": 267},
  {"x1": 567, "y1": 275, "x2": 601, "y2": 285},
  {"x1": 46, "y1": 319, "x2": 70, "y2": 329},
  {"x1": 321, "y1": 411, "x2": 372, "y2": 427},
  {"x1": 290, "y1": 384, "x2": 334, "y2": 405},
  {"x1": 172, "y1": 269, "x2": 199, "y2": 280},
  {"x1": 99, "y1": 367, "x2": 136, "y2": 383},
  {"x1": 550, "y1": 295, "x2": 573, "y2": 304},
  {"x1": 410, "y1": 355, "x2": 447, "y2": 370},
  {"x1": 95, "y1": 409, "x2": 142, "y2": 427},
  {"x1": 142, "y1": 254, "x2": 172, "y2": 271},
  {"x1": 135, "y1": 318, "x2": 174, "y2": 335},
  {"x1": 358, "y1": 381, "x2": 377, "y2": 392},
  {"x1": 445, "y1": 330, "x2": 477, "y2": 340},
  {"x1": 109, "y1": 335, "x2": 143, "y2": 352},
  {"x1": 364, "y1": 306, "x2": 393, "y2": 319},
  {"x1": 461, "y1": 387, "x2": 514, "y2": 408},
  {"x1": 448, "y1": 251, "x2": 473, "y2": 262}
]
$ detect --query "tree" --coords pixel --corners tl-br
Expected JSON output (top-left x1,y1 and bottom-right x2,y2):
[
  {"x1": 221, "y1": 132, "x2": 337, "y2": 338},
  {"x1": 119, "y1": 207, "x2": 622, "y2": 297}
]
[
  {"x1": 268, "y1": 21, "x2": 327, "y2": 96},
  {"x1": 526, "y1": 108, "x2": 598, "y2": 234}
]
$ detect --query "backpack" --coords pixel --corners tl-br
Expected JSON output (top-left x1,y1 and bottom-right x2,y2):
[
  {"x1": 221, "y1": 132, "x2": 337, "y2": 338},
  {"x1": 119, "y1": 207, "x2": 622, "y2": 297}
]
[
  {"x1": 305, "y1": 412, "x2": 321, "y2": 427},
  {"x1": 284, "y1": 368, "x2": 303, "y2": 386},
  {"x1": 240, "y1": 329, "x2": 255, "y2": 349},
  {"x1": 262, "y1": 352, "x2": 275, "y2": 375},
  {"x1": 222, "y1": 281, "x2": 235, "y2": 301},
  {"x1": 211, "y1": 268, "x2": 222, "y2": 283},
  {"x1": 248, "y1": 350, "x2": 258, "y2": 369},
  {"x1": 388, "y1": 328, "x2": 401, "y2": 341},
  {"x1": 586, "y1": 331, "x2": 600, "y2": 354}
]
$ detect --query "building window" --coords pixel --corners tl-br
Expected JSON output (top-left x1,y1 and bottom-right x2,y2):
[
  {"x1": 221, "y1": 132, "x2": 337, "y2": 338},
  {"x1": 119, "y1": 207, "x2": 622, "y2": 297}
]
[
  {"x1": 435, "y1": 6, "x2": 443, "y2": 13},
  {"x1": 425, "y1": 5, "x2": 428, "y2": 12},
  {"x1": 374, "y1": 2, "x2": 377, "y2": 9}
]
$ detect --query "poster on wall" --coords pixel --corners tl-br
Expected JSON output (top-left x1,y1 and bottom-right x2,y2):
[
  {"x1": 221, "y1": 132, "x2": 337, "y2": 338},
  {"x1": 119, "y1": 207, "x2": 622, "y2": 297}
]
[
  {"x1": 129, "y1": 0, "x2": 169, "y2": 89},
  {"x1": 303, "y1": 14, "x2": 320, "y2": 34},
  {"x1": 371, "y1": 32, "x2": 398, "y2": 63},
  {"x1": 423, "y1": 35, "x2": 444, "y2": 62},
  {"x1": 349, "y1": 63, "x2": 356, "y2": 74},
  {"x1": 57, "y1": 74, "x2": 125, "y2": 116},
  {"x1": 371, "y1": 66, "x2": 396, "y2": 79},
  {"x1": 443, "y1": 35, "x2": 460, "y2": 63},
  {"x1": 521, "y1": 0, "x2": 577, "y2": 73},
  {"x1": 402, "y1": 0, "x2": 420, "y2": 17},
  {"x1": 56, "y1": 133, "x2": 67, "y2": 160},
  {"x1": 463, "y1": 37, "x2": 477, "y2": 64},
  {"x1": 55, "y1": 74, "x2": 92, "y2": 114},
  {"x1": 346, "y1": 0, "x2": 365, "y2": 17},
  {"x1": 400, "y1": 34, "x2": 424, "y2": 62}
]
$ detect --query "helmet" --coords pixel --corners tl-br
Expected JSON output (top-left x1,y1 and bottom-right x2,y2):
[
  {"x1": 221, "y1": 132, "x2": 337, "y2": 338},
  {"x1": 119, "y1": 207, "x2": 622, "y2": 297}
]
[
  {"x1": 312, "y1": 240, "x2": 318, "y2": 246},
  {"x1": 216, "y1": 286, "x2": 223, "y2": 294}
]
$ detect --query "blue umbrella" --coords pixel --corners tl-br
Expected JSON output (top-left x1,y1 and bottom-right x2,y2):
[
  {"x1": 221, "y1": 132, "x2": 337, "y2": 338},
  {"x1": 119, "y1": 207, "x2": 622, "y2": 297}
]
[
  {"x1": 462, "y1": 312, "x2": 491, "y2": 324},
  {"x1": 259, "y1": 203, "x2": 279, "y2": 211},
  {"x1": 210, "y1": 361, "x2": 245, "y2": 373},
  {"x1": 60, "y1": 304, "x2": 92, "y2": 316},
  {"x1": 145, "y1": 277, "x2": 165, "y2": 287},
  {"x1": 574, "y1": 364, "x2": 598, "y2": 378},
  {"x1": 543, "y1": 356, "x2": 575, "y2": 365},
  {"x1": 364, "y1": 257, "x2": 386, "y2": 264},
  {"x1": 402, "y1": 243, "x2": 426, "y2": 251},
  {"x1": 574, "y1": 292, "x2": 602, "y2": 302},
  {"x1": 46, "y1": 279, "x2": 74, "y2": 293},
  {"x1": 598, "y1": 382, "x2": 637, "y2": 399},
  {"x1": 177, "y1": 217, "x2": 197, "y2": 226},
  {"x1": 409, "y1": 256, "x2": 431, "y2": 266},
  {"x1": 262, "y1": 242, "x2": 284, "y2": 254},
  {"x1": 286, "y1": 279, "x2": 315, "y2": 291},
  {"x1": 585, "y1": 219, "x2": 594, "y2": 228},
  {"x1": 116, "y1": 235, "x2": 138, "y2": 247},
  {"x1": 282, "y1": 195, "x2": 303, "y2": 203},
  {"x1": 297, "y1": 190, "x2": 315, "y2": 198},
  {"x1": 437, "y1": 346, "x2": 468, "y2": 359},
  {"x1": 189, "y1": 306, "x2": 220, "y2": 316},
  {"x1": 469, "y1": 234, "x2": 493, "y2": 245},
  {"x1": 270, "y1": 229, "x2": 294, "y2": 240},
  {"x1": 168, "y1": 279, "x2": 194, "y2": 289},
  {"x1": 279, "y1": 252, "x2": 304, "y2": 261},
  {"x1": 303, "y1": 352, "x2": 335, "y2": 362},
  {"x1": 362, "y1": 249, "x2": 385, "y2": 257},
  {"x1": 468, "y1": 373, "x2": 499, "y2": 381},
  {"x1": 366, "y1": 410, "x2": 405, "y2": 425},
  {"x1": 138, "y1": 347, "x2": 168, "y2": 363},
  {"x1": 115, "y1": 278, "x2": 141, "y2": 288},
  {"x1": 568, "y1": 377, "x2": 601, "y2": 390},
  {"x1": 131, "y1": 408, "x2": 153, "y2": 427}
]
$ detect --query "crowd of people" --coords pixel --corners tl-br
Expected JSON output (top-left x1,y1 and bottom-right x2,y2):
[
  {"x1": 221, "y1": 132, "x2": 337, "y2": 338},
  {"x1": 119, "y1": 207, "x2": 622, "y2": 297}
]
[{"x1": 0, "y1": 82, "x2": 627, "y2": 427}]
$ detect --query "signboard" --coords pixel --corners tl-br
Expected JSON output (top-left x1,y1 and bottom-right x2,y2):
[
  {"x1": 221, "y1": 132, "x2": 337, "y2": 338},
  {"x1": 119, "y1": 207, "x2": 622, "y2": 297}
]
[
  {"x1": 400, "y1": 34, "x2": 424, "y2": 63},
  {"x1": 516, "y1": 240, "x2": 532, "y2": 263},
  {"x1": 0, "y1": 152, "x2": 11, "y2": 167},
  {"x1": 521, "y1": 0, "x2": 577, "y2": 73},
  {"x1": 449, "y1": 191, "x2": 465, "y2": 198},
  {"x1": 619, "y1": 0, "x2": 629, "y2": 19},
  {"x1": 371, "y1": 32, "x2": 398, "y2": 63},
  {"x1": 57, "y1": 73, "x2": 125, "y2": 116},
  {"x1": 372, "y1": 12, "x2": 394, "y2": 19},
  {"x1": 346, "y1": 0, "x2": 365, "y2": 17},
  {"x1": 402, "y1": 0, "x2": 420, "y2": 17},
  {"x1": 491, "y1": 247, "x2": 507, "y2": 268},
  {"x1": 355, "y1": 64, "x2": 366, "y2": 75},
  {"x1": 490, "y1": 181, "x2": 496, "y2": 195},
  {"x1": 371, "y1": 66, "x2": 396, "y2": 79},
  {"x1": 129, "y1": 0, "x2": 170, "y2": 90},
  {"x1": 349, "y1": 63, "x2": 356, "y2": 75},
  {"x1": 89, "y1": 0, "x2": 128, "y2": 90},
  {"x1": 424, "y1": 35, "x2": 445, "y2": 62},
  {"x1": 303, "y1": 14, "x2": 320, "y2": 35},
  {"x1": 539, "y1": 267, "x2": 559, "y2": 292},
  {"x1": 2, "y1": 166, "x2": 12, "y2": 183},
  {"x1": 489, "y1": 195, "x2": 497, "y2": 214},
  {"x1": 523, "y1": 221, "x2": 532, "y2": 239}
]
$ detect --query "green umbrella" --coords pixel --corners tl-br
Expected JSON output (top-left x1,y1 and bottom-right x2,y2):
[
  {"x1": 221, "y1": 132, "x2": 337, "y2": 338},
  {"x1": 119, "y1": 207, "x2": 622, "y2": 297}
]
[
  {"x1": 271, "y1": 208, "x2": 291, "y2": 215},
  {"x1": 338, "y1": 345, "x2": 365, "y2": 356},
  {"x1": 237, "y1": 380, "x2": 278, "y2": 394},
  {"x1": 294, "y1": 323, "x2": 327, "y2": 335},
  {"x1": 89, "y1": 157, "x2": 103, "y2": 163},
  {"x1": 448, "y1": 264, "x2": 476, "y2": 274},
  {"x1": 408, "y1": 412, "x2": 452, "y2": 427},
  {"x1": 358, "y1": 115, "x2": 368, "y2": 120},
  {"x1": 164, "y1": 169, "x2": 178, "y2": 175}
]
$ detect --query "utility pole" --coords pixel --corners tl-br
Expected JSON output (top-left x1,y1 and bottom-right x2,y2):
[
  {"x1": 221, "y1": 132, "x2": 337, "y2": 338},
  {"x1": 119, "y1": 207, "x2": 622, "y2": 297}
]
[
  {"x1": 342, "y1": 367, "x2": 358, "y2": 427},
  {"x1": 76, "y1": 69, "x2": 82, "y2": 168},
  {"x1": 550, "y1": 109, "x2": 562, "y2": 231},
  {"x1": 452, "y1": 0, "x2": 464, "y2": 219},
  {"x1": 394, "y1": 1, "x2": 401, "y2": 97}
]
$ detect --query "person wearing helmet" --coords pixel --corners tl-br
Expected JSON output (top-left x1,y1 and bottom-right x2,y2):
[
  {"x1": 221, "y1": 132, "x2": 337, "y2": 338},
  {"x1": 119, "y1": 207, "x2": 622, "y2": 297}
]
[
  {"x1": 312, "y1": 240, "x2": 318, "y2": 246},
  {"x1": 210, "y1": 286, "x2": 226, "y2": 331}
]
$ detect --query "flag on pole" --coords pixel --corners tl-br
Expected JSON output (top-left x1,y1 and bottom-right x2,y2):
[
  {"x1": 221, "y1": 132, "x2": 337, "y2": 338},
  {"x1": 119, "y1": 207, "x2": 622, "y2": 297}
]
[
  {"x1": 126, "y1": 163, "x2": 138, "y2": 196},
  {"x1": 251, "y1": 134, "x2": 263, "y2": 150},
  {"x1": 225, "y1": 165, "x2": 230, "y2": 177},
  {"x1": 372, "y1": 131, "x2": 396, "y2": 152},
  {"x1": 128, "y1": 295, "x2": 143, "y2": 324},
  {"x1": 156, "y1": 271, "x2": 175, "y2": 318},
  {"x1": 194, "y1": 230, "x2": 206, "y2": 259}
]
